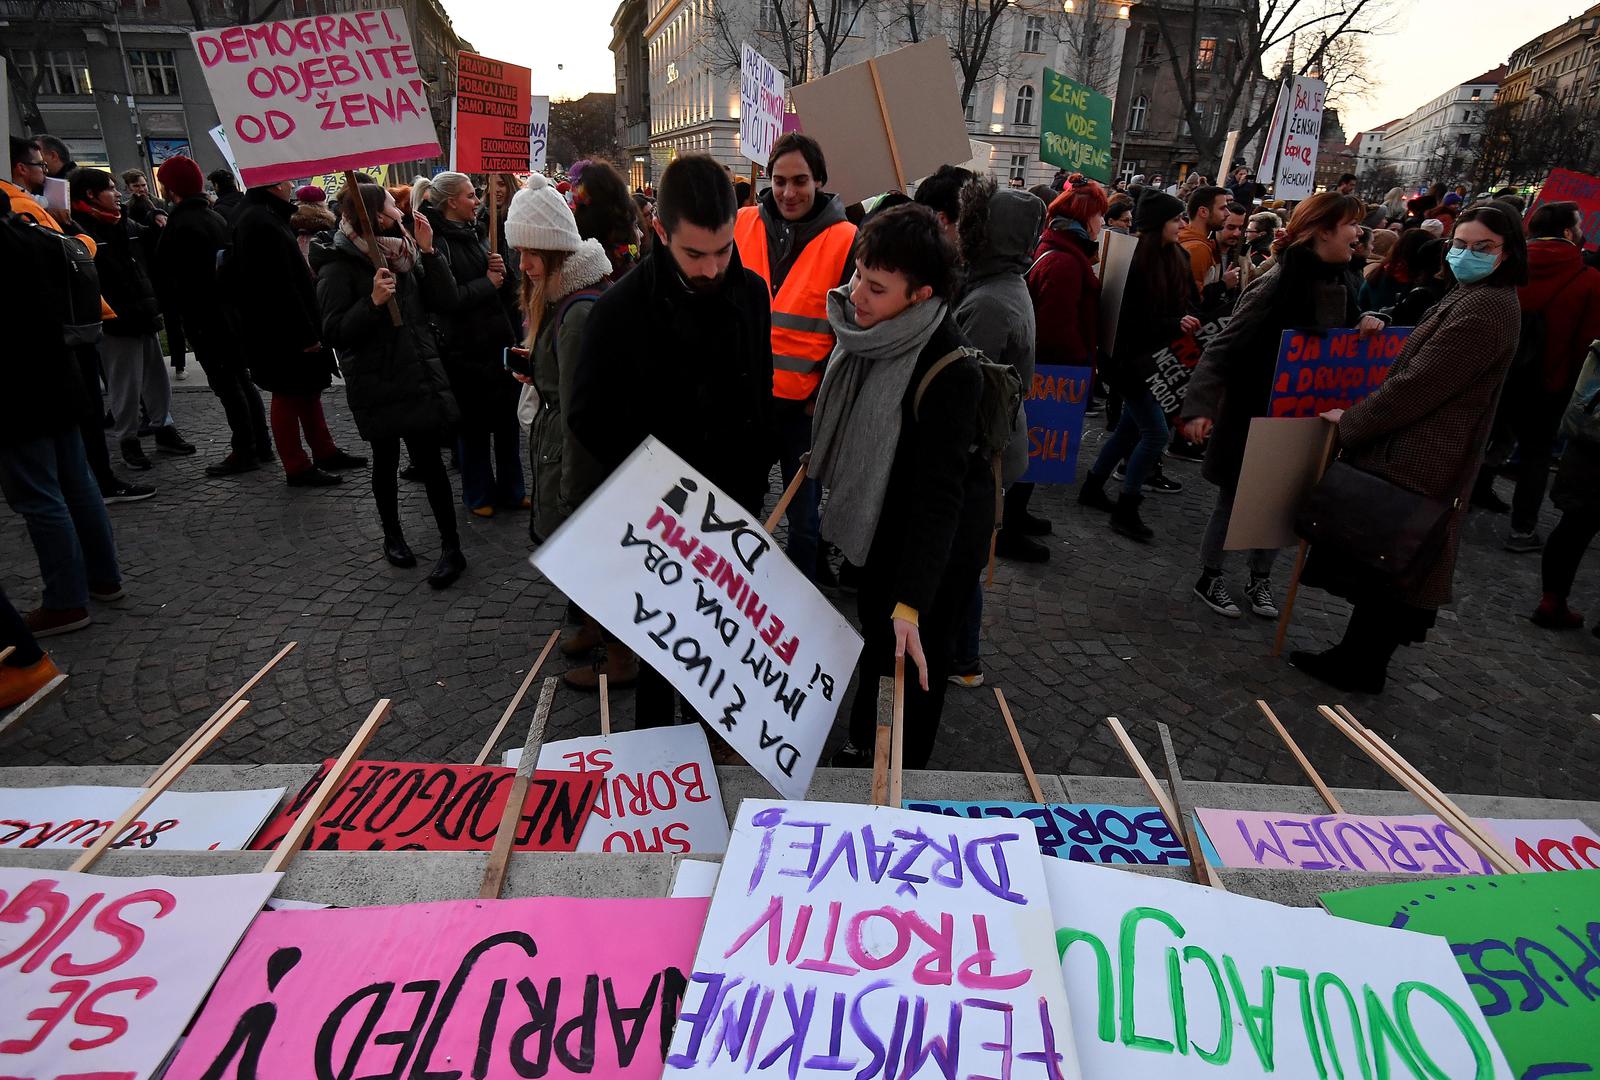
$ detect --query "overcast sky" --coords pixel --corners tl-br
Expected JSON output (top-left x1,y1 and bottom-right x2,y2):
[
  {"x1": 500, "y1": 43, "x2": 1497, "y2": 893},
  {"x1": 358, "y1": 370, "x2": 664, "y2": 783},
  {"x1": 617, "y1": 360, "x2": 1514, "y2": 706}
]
[{"x1": 440, "y1": 0, "x2": 1588, "y2": 135}]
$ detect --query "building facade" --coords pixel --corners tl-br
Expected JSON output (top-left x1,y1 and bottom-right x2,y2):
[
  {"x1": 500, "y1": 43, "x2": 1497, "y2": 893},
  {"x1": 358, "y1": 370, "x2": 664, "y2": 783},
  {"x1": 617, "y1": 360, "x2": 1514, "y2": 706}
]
[
  {"x1": 612, "y1": 0, "x2": 652, "y2": 188},
  {"x1": 1375, "y1": 66, "x2": 1505, "y2": 187},
  {"x1": 1500, "y1": 5, "x2": 1600, "y2": 111},
  {"x1": 3, "y1": 0, "x2": 468, "y2": 182}
]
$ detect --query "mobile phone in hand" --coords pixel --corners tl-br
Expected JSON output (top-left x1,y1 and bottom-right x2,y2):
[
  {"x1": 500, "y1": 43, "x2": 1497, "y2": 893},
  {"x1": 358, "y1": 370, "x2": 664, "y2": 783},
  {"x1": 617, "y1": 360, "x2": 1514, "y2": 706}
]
[{"x1": 503, "y1": 346, "x2": 532, "y2": 378}]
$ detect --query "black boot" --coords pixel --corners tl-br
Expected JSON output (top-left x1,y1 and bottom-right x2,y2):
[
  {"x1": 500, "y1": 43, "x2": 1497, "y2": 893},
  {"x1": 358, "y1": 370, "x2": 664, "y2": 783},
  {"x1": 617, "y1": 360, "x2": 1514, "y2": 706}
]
[
  {"x1": 383, "y1": 533, "x2": 416, "y2": 568},
  {"x1": 1110, "y1": 491, "x2": 1154, "y2": 542},
  {"x1": 995, "y1": 528, "x2": 1050, "y2": 562},
  {"x1": 1470, "y1": 470, "x2": 1509, "y2": 513},
  {"x1": 1289, "y1": 609, "x2": 1396, "y2": 694},
  {"x1": 1078, "y1": 471, "x2": 1116, "y2": 513},
  {"x1": 428, "y1": 544, "x2": 466, "y2": 590}
]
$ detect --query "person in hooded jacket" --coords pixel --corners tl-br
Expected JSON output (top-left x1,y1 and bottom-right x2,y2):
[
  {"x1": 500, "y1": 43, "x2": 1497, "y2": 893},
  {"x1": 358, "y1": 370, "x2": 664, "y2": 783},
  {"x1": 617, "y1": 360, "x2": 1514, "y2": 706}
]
[
  {"x1": 313, "y1": 183, "x2": 466, "y2": 588},
  {"x1": 290, "y1": 186, "x2": 335, "y2": 264},
  {"x1": 428, "y1": 171, "x2": 523, "y2": 517}
]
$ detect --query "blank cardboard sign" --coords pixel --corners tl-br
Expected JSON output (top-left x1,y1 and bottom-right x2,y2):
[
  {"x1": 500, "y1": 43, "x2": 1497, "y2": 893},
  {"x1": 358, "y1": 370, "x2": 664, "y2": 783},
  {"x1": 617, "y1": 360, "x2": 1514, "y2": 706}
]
[
  {"x1": 1226, "y1": 416, "x2": 1336, "y2": 550},
  {"x1": 790, "y1": 37, "x2": 970, "y2": 206}
]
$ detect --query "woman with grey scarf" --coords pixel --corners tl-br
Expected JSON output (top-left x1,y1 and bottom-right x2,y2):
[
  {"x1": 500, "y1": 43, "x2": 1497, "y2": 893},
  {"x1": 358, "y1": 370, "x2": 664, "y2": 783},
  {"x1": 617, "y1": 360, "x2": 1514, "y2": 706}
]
[{"x1": 809, "y1": 205, "x2": 994, "y2": 769}]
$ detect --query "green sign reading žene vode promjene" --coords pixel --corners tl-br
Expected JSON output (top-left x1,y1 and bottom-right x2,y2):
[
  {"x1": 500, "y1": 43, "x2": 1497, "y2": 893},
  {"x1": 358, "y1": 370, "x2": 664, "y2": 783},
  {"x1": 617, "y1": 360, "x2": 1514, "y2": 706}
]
[
  {"x1": 1039, "y1": 67, "x2": 1113, "y2": 184},
  {"x1": 1321, "y1": 870, "x2": 1600, "y2": 1080}
]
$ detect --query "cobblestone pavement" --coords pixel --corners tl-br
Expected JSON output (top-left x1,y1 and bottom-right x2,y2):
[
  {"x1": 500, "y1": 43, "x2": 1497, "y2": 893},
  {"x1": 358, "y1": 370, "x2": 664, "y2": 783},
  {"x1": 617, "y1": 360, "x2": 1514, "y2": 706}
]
[{"x1": 4, "y1": 381, "x2": 1598, "y2": 802}]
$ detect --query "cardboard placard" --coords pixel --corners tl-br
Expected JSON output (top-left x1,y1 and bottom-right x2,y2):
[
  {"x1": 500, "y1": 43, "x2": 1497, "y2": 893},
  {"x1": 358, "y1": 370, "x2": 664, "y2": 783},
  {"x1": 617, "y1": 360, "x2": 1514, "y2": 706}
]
[
  {"x1": 165, "y1": 896, "x2": 710, "y2": 1078},
  {"x1": 1197, "y1": 808, "x2": 1507, "y2": 874},
  {"x1": 1223, "y1": 416, "x2": 1334, "y2": 551},
  {"x1": 906, "y1": 799, "x2": 1202, "y2": 865},
  {"x1": 206, "y1": 123, "x2": 245, "y2": 187},
  {"x1": 1022, "y1": 364, "x2": 1092, "y2": 484},
  {"x1": 790, "y1": 37, "x2": 971, "y2": 205},
  {"x1": 454, "y1": 50, "x2": 532, "y2": 173},
  {"x1": 1488, "y1": 817, "x2": 1600, "y2": 871},
  {"x1": 0, "y1": 784, "x2": 285, "y2": 851},
  {"x1": 1145, "y1": 304, "x2": 1232, "y2": 417},
  {"x1": 1039, "y1": 68, "x2": 1113, "y2": 184},
  {"x1": 740, "y1": 43, "x2": 785, "y2": 168},
  {"x1": 1322, "y1": 870, "x2": 1600, "y2": 1078},
  {"x1": 664, "y1": 799, "x2": 1085, "y2": 1078},
  {"x1": 511, "y1": 724, "x2": 731, "y2": 854},
  {"x1": 531, "y1": 438, "x2": 862, "y2": 801},
  {"x1": 1097, "y1": 228, "x2": 1137, "y2": 356},
  {"x1": 670, "y1": 857, "x2": 720, "y2": 897},
  {"x1": 246, "y1": 759, "x2": 598, "y2": 852},
  {"x1": 0, "y1": 868, "x2": 280, "y2": 1080},
  {"x1": 1263, "y1": 76, "x2": 1325, "y2": 201},
  {"x1": 1525, "y1": 167, "x2": 1600, "y2": 250},
  {"x1": 1048, "y1": 858, "x2": 1513, "y2": 1078},
  {"x1": 1269, "y1": 327, "x2": 1410, "y2": 418},
  {"x1": 190, "y1": 10, "x2": 441, "y2": 187},
  {"x1": 530, "y1": 94, "x2": 550, "y2": 171}
]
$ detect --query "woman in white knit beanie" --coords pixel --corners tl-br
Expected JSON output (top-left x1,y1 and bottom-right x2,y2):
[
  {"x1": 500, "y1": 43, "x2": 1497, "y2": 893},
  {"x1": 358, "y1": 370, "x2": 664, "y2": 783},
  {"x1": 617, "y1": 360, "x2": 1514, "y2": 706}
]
[{"x1": 507, "y1": 174, "x2": 638, "y2": 688}]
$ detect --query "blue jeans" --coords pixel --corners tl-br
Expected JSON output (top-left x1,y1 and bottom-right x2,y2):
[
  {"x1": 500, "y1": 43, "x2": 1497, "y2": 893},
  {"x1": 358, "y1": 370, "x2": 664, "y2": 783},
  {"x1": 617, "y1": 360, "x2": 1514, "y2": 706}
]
[
  {"x1": 458, "y1": 422, "x2": 525, "y2": 511},
  {"x1": 1090, "y1": 388, "x2": 1167, "y2": 498},
  {"x1": 775, "y1": 399, "x2": 821, "y2": 579},
  {"x1": 0, "y1": 429, "x2": 120, "y2": 610}
]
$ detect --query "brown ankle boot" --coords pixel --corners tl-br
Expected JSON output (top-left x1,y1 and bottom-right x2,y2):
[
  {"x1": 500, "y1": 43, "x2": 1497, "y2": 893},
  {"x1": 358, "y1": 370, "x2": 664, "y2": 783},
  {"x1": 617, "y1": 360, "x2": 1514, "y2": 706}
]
[{"x1": 559, "y1": 617, "x2": 603, "y2": 658}]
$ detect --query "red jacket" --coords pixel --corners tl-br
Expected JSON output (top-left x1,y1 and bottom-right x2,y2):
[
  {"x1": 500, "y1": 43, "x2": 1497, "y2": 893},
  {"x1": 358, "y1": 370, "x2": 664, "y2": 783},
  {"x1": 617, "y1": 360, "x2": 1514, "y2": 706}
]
[
  {"x1": 1027, "y1": 220, "x2": 1101, "y2": 369},
  {"x1": 1518, "y1": 239, "x2": 1600, "y2": 391}
]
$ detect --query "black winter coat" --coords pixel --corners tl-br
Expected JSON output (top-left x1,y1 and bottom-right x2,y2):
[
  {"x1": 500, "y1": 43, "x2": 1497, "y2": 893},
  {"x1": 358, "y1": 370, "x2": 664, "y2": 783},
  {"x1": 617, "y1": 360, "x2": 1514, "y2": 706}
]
[
  {"x1": 312, "y1": 233, "x2": 461, "y2": 442},
  {"x1": 433, "y1": 216, "x2": 519, "y2": 429},
  {"x1": 154, "y1": 196, "x2": 231, "y2": 343},
  {"x1": 1105, "y1": 245, "x2": 1196, "y2": 395},
  {"x1": 2, "y1": 210, "x2": 87, "y2": 445},
  {"x1": 212, "y1": 190, "x2": 244, "y2": 223},
  {"x1": 568, "y1": 245, "x2": 774, "y2": 510},
  {"x1": 231, "y1": 189, "x2": 335, "y2": 395},
  {"x1": 71, "y1": 210, "x2": 161, "y2": 338}
]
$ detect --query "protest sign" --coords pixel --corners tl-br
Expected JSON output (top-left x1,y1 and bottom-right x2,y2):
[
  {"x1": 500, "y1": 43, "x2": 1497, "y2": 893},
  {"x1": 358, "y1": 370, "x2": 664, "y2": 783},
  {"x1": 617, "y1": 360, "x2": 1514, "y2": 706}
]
[
  {"x1": 1039, "y1": 68, "x2": 1113, "y2": 184},
  {"x1": 1525, "y1": 167, "x2": 1600, "y2": 249},
  {"x1": 1146, "y1": 304, "x2": 1232, "y2": 417},
  {"x1": 166, "y1": 895, "x2": 710, "y2": 1079},
  {"x1": 1322, "y1": 870, "x2": 1600, "y2": 1078},
  {"x1": 664, "y1": 799, "x2": 1085, "y2": 1079},
  {"x1": 190, "y1": 10, "x2": 440, "y2": 187},
  {"x1": 1098, "y1": 228, "x2": 1136, "y2": 355},
  {"x1": 1269, "y1": 326, "x2": 1410, "y2": 418},
  {"x1": 454, "y1": 50, "x2": 532, "y2": 173},
  {"x1": 1260, "y1": 76, "x2": 1325, "y2": 201},
  {"x1": 1486, "y1": 816, "x2": 1600, "y2": 870},
  {"x1": 0, "y1": 867, "x2": 280, "y2": 1080},
  {"x1": 247, "y1": 759, "x2": 598, "y2": 852},
  {"x1": 1224, "y1": 416, "x2": 1334, "y2": 550},
  {"x1": 671, "y1": 857, "x2": 720, "y2": 897},
  {"x1": 740, "y1": 43, "x2": 785, "y2": 168},
  {"x1": 531, "y1": 438, "x2": 862, "y2": 801},
  {"x1": 206, "y1": 123, "x2": 244, "y2": 186},
  {"x1": 907, "y1": 799, "x2": 1199, "y2": 865},
  {"x1": 516, "y1": 724, "x2": 730, "y2": 853},
  {"x1": 1023, "y1": 365, "x2": 1092, "y2": 483},
  {"x1": 1047, "y1": 858, "x2": 1513, "y2": 1078},
  {"x1": 530, "y1": 94, "x2": 550, "y2": 171},
  {"x1": 0, "y1": 784, "x2": 284, "y2": 851},
  {"x1": 790, "y1": 37, "x2": 971, "y2": 205}
]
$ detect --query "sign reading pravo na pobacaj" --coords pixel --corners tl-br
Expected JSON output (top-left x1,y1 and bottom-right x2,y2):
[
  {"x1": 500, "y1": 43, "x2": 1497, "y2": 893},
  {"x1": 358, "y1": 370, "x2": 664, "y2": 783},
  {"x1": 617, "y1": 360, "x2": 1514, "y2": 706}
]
[
  {"x1": 740, "y1": 43, "x2": 785, "y2": 168},
  {"x1": 190, "y1": 10, "x2": 440, "y2": 188},
  {"x1": 454, "y1": 50, "x2": 532, "y2": 173},
  {"x1": 531, "y1": 438, "x2": 863, "y2": 800}
]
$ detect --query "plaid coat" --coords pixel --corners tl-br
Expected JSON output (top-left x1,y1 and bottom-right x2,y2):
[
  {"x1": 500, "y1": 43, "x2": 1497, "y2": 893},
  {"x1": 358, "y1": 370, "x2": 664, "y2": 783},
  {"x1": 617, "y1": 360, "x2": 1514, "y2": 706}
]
[{"x1": 1335, "y1": 283, "x2": 1521, "y2": 609}]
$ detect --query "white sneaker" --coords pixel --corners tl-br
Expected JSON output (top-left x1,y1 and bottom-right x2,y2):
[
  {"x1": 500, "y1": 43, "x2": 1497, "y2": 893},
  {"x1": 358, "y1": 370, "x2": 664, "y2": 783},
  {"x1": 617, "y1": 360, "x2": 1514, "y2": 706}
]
[{"x1": 1245, "y1": 577, "x2": 1279, "y2": 618}]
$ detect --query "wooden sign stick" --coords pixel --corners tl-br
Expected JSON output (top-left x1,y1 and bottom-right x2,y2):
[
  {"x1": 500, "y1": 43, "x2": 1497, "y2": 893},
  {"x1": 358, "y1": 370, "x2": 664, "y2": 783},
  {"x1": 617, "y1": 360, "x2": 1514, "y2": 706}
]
[
  {"x1": 763, "y1": 455, "x2": 810, "y2": 534},
  {"x1": 70, "y1": 699, "x2": 252, "y2": 873},
  {"x1": 480, "y1": 678, "x2": 559, "y2": 899},
  {"x1": 473, "y1": 630, "x2": 561, "y2": 765},
  {"x1": 871, "y1": 675, "x2": 894, "y2": 806},
  {"x1": 0, "y1": 672, "x2": 68, "y2": 742},
  {"x1": 1105, "y1": 716, "x2": 1179, "y2": 826},
  {"x1": 1255, "y1": 699, "x2": 1345, "y2": 813},
  {"x1": 0, "y1": 646, "x2": 14, "y2": 665},
  {"x1": 599, "y1": 673, "x2": 611, "y2": 736},
  {"x1": 1272, "y1": 424, "x2": 1337, "y2": 656},
  {"x1": 1156, "y1": 722, "x2": 1227, "y2": 889},
  {"x1": 889, "y1": 655, "x2": 906, "y2": 807},
  {"x1": 144, "y1": 641, "x2": 298, "y2": 786},
  {"x1": 343, "y1": 169, "x2": 403, "y2": 327},
  {"x1": 487, "y1": 179, "x2": 499, "y2": 256},
  {"x1": 994, "y1": 688, "x2": 1046, "y2": 804},
  {"x1": 1317, "y1": 705, "x2": 1518, "y2": 874},
  {"x1": 263, "y1": 699, "x2": 390, "y2": 875},
  {"x1": 866, "y1": 57, "x2": 907, "y2": 192}
]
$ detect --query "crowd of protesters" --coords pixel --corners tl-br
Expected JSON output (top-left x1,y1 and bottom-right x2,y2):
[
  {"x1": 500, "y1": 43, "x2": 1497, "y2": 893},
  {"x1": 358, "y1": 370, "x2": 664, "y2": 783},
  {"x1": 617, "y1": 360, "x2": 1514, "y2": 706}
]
[{"x1": 4, "y1": 128, "x2": 1597, "y2": 767}]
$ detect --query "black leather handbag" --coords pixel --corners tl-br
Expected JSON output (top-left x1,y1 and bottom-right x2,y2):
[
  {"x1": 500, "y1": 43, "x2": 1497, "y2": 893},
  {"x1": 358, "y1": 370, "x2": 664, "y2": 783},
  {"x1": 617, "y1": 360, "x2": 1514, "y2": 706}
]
[{"x1": 1294, "y1": 461, "x2": 1458, "y2": 585}]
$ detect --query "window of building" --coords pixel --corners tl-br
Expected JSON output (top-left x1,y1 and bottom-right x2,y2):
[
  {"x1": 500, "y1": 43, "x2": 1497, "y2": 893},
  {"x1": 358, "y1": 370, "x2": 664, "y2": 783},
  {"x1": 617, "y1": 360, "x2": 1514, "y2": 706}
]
[
  {"x1": 1196, "y1": 37, "x2": 1216, "y2": 71},
  {"x1": 1457, "y1": 133, "x2": 1472, "y2": 149},
  {"x1": 1470, "y1": 87, "x2": 1482, "y2": 100},
  {"x1": 127, "y1": 49, "x2": 180, "y2": 96},
  {"x1": 18, "y1": 49, "x2": 93, "y2": 96},
  {"x1": 759, "y1": 0, "x2": 781, "y2": 32},
  {"x1": 965, "y1": 96, "x2": 975, "y2": 122},
  {"x1": 1014, "y1": 84, "x2": 1035, "y2": 125},
  {"x1": 1009, "y1": 154, "x2": 1028, "y2": 184},
  {"x1": 1120, "y1": 159, "x2": 1142, "y2": 184},
  {"x1": 1128, "y1": 94, "x2": 1148, "y2": 132},
  {"x1": 1023, "y1": 15, "x2": 1044, "y2": 53},
  {"x1": 1140, "y1": 30, "x2": 1160, "y2": 63}
]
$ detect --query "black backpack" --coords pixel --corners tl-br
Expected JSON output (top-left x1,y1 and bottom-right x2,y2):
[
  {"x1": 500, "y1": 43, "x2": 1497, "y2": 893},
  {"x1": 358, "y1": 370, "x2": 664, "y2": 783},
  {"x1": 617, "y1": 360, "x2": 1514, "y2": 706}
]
[{"x1": 2, "y1": 196, "x2": 102, "y2": 347}]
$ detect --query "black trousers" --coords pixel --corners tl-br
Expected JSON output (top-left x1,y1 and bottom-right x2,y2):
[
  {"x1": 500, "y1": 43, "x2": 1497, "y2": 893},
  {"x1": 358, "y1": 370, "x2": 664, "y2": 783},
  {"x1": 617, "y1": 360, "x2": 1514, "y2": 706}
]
[
  {"x1": 1542, "y1": 506, "x2": 1600, "y2": 599},
  {"x1": 1509, "y1": 382, "x2": 1570, "y2": 534},
  {"x1": 1002, "y1": 482, "x2": 1035, "y2": 532},
  {"x1": 71, "y1": 344, "x2": 117, "y2": 491},
  {"x1": 193, "y1": 337, "x2": 269, "y2": 456},
  {"x1": 0, "y1": 586, "x2": 45, "y2": 668},
  {"x1": 370, "y1": 434, "x2": 458, "y2": 548}
]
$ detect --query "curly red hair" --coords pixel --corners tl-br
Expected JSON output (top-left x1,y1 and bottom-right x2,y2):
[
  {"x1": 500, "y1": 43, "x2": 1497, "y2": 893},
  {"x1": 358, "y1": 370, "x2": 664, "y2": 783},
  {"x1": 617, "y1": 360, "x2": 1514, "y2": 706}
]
[{"x1": 1046, "y1": 173, "x2": 1110, "y2": 225}]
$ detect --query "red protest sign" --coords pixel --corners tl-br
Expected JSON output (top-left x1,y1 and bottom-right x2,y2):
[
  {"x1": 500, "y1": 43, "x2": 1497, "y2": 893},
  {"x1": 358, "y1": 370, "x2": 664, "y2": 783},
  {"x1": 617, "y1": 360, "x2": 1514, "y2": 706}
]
[
  {"x1": 454, "y1": 51, "x2": 532, "y2": 173},
  {"x1": 1526, "y1": 168, "x2": 1600, "y2": 250},
  {"x1": 247, "y1": 759, "x2": 599, "y2": 852}
]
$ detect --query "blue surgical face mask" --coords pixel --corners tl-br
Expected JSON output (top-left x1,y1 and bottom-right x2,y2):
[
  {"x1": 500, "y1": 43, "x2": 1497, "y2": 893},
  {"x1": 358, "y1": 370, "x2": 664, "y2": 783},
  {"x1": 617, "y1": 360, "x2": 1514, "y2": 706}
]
[{"x1": 1446, "y1": 246, "x2": 1499, "y2": 284}]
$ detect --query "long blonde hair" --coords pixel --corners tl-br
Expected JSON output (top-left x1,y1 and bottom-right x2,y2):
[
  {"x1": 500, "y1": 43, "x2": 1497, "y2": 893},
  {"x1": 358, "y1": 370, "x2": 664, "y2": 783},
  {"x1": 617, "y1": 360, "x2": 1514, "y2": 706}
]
[{"x1": 519, "y1": 250, "x2": 570, "y2": 348}]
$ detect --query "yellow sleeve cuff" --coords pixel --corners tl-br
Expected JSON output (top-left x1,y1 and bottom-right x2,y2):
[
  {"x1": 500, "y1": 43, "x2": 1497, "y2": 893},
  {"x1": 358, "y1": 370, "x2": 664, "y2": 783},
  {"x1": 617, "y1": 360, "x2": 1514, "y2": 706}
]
[{"x1": 891, "y1": 603, "x2": 920, "y2": 627}]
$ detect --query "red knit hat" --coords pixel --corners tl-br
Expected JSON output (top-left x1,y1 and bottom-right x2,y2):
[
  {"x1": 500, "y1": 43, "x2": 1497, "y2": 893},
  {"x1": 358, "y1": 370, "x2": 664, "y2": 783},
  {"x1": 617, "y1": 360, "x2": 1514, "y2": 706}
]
[{"x1": 155, "y1": 155, "x2": 204, "y2": 199}]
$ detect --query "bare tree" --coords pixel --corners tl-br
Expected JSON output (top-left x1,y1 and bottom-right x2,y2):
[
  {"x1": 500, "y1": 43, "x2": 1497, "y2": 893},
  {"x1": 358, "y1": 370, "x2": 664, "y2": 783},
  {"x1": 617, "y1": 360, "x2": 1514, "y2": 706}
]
[
  {"x1": 1050, "y1": 0, "x2": 1124, "y2": 99},
  {"x1": 697, "y1": 0, "x2": 869, "y2": 85},
  {"x1": 1472, "y1": 92, "x2": 1600, "y2": 190},
  {"x1": 178, "y1": 0, "x2": 287, "y2": 30}
]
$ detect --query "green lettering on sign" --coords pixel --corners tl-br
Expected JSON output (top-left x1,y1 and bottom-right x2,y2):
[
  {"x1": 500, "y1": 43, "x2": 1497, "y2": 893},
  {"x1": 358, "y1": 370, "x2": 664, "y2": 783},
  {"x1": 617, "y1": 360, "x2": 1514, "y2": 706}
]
[{"x1": 1038, "y1": 68, "x2": 1114, "y2": 184}]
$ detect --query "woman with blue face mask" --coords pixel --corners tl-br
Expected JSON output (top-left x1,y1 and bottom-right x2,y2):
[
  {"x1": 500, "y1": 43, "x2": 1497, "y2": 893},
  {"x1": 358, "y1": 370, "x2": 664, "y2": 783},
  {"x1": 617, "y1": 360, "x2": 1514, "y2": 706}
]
[{"x1": 1291, "y1": 202, "x2": 1529, "y2": 694}]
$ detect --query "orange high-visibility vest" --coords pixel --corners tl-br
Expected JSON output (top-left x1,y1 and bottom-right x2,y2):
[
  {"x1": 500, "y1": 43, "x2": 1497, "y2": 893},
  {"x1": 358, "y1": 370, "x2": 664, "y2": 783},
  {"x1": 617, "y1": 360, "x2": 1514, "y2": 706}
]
[{"x1": 735, "y1": 205, "x2": 857, "y2": 401}]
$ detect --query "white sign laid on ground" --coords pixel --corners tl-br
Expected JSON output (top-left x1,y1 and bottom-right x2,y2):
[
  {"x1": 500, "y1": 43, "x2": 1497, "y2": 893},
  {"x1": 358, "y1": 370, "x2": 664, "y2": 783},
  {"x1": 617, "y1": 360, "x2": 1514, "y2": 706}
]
[
  {"x1": 0, "y1": 867, "x2": 280, "y2": 1080},
  {"x1": 531, "y1": 438, "x2": 861, "y2": 800},
  {"x1": 0, "y1": 784, "x2": 285, "y2": 850},
  {"x1": 506, "y1": 724, "x2": 730, "y2": 853}
]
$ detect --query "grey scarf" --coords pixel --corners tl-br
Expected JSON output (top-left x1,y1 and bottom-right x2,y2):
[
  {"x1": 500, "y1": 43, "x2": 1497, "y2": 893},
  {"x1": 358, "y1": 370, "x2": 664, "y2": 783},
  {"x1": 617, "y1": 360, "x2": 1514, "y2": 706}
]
[{"x1": 810, "y1": 285, "x2": 948, "y2": 564}]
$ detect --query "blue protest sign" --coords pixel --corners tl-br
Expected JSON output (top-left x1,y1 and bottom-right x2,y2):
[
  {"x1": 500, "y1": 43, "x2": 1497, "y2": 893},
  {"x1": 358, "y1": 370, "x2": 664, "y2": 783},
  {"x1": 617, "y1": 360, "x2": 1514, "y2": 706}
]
[
  {"x1": 1269, "y1": 326, "x2": 1410, "y2": 418},
  {"x1": 905, "y1": 799, "x2": 1220, "y2": 866},
  {"x1": 1022, "y1": 364, "x2": 1092, "y2": 483}
]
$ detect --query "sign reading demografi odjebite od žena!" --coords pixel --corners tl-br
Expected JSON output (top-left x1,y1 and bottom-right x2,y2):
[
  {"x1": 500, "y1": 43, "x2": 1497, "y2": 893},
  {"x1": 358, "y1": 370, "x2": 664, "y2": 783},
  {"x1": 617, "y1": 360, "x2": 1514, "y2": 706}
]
[
  {"x1": 190, "y1": 10, "x2": 440, "y2": 187},
  {"x1": 663, "y1": 799, "x2": 1086, "y2": 1079},
  {"x1": 531, "y1": 439, "x2": 863, "y2": 801}
]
